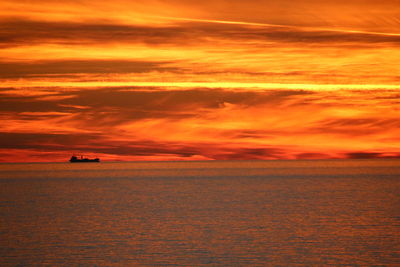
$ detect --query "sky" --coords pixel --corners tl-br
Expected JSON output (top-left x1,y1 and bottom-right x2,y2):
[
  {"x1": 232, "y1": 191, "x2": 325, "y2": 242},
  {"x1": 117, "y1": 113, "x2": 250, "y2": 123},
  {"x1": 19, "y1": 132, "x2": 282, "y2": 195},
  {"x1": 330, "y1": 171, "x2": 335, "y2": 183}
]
[{"x1": 0, "y1": 0, "x2": 400, "y2": 162}]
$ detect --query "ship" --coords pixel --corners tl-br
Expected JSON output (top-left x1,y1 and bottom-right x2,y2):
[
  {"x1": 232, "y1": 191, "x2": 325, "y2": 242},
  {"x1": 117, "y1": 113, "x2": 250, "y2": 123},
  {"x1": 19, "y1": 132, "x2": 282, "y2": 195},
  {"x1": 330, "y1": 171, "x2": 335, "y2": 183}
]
[{"x1": 69, "y1": 155, "x2": 100, "y2": 163}]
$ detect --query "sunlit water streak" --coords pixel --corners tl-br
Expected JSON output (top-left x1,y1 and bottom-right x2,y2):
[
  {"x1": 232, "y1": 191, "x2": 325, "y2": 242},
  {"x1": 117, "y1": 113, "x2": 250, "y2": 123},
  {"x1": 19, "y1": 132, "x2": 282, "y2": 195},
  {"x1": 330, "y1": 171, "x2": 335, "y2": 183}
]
[{"x1": 0, "y1": 159, "x2": 399, "y2": 266}]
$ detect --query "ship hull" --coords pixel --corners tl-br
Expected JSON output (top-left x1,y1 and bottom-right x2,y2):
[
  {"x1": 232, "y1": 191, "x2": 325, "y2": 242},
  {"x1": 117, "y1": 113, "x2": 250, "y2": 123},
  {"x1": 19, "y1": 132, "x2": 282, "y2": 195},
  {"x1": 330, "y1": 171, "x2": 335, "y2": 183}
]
[{"x1": 70, "y1": 159, "x2": 100, "y2": 163}]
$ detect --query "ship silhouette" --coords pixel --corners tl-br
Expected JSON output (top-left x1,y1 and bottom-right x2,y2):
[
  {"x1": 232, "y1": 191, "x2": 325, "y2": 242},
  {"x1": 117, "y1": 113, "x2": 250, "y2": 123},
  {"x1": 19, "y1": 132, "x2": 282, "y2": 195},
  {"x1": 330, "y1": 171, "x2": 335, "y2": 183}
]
[{"x1": 69, "y1": 155, "x2": 100, "y2": 162}]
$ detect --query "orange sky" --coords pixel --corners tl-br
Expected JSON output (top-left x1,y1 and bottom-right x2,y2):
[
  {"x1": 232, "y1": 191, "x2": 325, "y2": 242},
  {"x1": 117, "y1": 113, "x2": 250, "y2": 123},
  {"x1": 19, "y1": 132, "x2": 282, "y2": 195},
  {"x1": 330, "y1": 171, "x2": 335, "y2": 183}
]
[{"x1": 0, "y1": 0, "x2": 400, "y2": 162}]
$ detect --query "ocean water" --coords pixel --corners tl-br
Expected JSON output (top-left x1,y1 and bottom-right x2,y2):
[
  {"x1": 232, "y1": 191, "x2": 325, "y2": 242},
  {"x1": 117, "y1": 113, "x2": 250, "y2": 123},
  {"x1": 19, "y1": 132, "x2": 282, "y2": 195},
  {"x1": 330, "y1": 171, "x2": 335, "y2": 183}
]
[{"x1": 0, "y1": 159, "x2": 399, "y2": 266}]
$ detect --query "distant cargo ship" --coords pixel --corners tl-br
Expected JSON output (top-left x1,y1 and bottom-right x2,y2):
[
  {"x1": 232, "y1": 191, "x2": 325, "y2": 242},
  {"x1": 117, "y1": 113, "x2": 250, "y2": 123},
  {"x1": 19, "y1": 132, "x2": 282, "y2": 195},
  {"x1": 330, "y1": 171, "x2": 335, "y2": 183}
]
[{"x1": 69, "y1": 155, "x2": 100, "y2": 162}]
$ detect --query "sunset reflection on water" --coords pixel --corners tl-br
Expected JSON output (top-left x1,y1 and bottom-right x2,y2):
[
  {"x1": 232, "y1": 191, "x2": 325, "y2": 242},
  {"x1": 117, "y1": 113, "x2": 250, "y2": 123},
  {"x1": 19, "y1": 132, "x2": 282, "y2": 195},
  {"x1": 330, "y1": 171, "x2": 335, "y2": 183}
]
[{"x1": 0, "y1": 159, "x2": 399, "y2": 265}]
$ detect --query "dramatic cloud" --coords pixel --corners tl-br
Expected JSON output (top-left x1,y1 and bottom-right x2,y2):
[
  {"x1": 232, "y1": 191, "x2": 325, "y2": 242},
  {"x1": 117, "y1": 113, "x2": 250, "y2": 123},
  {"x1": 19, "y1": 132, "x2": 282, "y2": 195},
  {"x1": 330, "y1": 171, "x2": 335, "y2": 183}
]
[
  {"x1": 1, "y1": 18, "x2": 400, "y2": 53},
  {"x1": 0, "y1": 60, "x2": 179, "y2": 78},
  {"x1": 0, "y1": 0, "x2": 399, "y2": 161}
]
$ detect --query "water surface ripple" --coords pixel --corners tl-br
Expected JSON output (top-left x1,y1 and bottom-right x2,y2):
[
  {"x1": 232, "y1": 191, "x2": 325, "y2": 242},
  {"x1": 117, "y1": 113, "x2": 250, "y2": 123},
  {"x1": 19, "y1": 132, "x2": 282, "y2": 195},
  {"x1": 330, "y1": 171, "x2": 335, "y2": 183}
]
[{"x1": 0, "y1": 159, "x2": 399, "y2": 266}]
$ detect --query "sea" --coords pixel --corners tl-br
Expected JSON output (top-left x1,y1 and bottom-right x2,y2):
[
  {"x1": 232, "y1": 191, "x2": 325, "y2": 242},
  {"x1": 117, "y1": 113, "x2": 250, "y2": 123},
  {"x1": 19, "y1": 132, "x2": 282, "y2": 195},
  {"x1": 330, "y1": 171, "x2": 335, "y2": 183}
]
[{"x1": 0, "y1": 159, "x2": 399, "y2": 266}]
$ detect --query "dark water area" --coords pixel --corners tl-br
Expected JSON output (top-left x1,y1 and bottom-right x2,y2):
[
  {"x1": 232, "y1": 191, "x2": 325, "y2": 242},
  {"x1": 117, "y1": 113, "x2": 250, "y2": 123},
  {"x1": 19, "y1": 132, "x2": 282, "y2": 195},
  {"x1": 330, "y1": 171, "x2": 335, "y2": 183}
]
[{"x1": 0, "y1": 159, "x2": 399, "y2": 266}]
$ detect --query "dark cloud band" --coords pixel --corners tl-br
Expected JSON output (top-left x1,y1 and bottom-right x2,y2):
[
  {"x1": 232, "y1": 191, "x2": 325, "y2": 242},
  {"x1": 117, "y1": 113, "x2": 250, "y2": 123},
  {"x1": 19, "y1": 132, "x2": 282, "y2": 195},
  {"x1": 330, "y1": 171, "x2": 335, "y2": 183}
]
[{"x1": 1, "y1": 18, "x2": 400, "y2": 49}]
